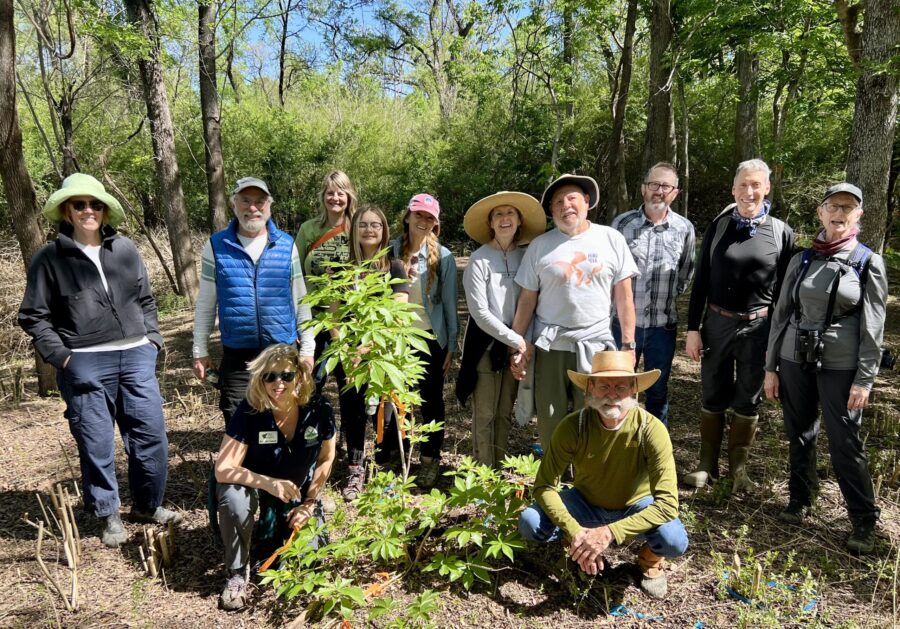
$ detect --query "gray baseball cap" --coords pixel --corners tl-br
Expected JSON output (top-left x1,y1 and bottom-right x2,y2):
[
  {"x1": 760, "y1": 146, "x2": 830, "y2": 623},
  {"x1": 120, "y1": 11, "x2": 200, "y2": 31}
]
[
  {"x1": 540, "y1": 173, "x2": 599, "y2": 216},
  {"x1": 233, "y1": 177, "x2": 271, "y2": 196},
  {"x1": 822, "y1": 183, "x2": 862, "y2": 204}
]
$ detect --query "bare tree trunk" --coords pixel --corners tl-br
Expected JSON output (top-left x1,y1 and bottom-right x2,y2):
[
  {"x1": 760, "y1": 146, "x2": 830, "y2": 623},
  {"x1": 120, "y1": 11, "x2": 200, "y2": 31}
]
[
  {"x1": 677, "y1": 73, "x2": 690, "y2": 218},
  {"x1": 604, "y1": 0, "x2": 639, "y2": 223},
  {"x1": 59, "y1": 92, "x2": 79, "y2": 176},
  {"x1": 844, "y1": 0, "x2": 899, "y2": 252},
  {"x1": 771, "y1": 48, "x2": 806, "y2": 214},
  {"x1": 0, "y1": 0, "x2": 55, "y2": 394},
  {"x1": 733, "y1": 47, "x2": 760, "y2": 165},
  {"x1": 125, "y1": 0, "x2": 199, "y2": 304},
  {"x1": 643, "y1": 0, "x2": 676, "y2": 172},
  {"x1": 277, "y1": 0, "x2": 289, "y2": 108},
  {"x1": 199, "y1": 0, "x2": 229, "y2": 232},
  {"x1": 562, "y1": 4, "x2": 574, "y2": 119}
]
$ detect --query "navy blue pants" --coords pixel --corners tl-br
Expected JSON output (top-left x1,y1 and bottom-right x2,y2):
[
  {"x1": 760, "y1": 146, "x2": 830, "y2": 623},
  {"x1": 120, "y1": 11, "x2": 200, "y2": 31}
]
[
  {"x1": 614, "y1": 321, "x2": 677, "y2": 425},
  {"x1": 57, "y1": 343, "x2": 168, "y2": 517}
]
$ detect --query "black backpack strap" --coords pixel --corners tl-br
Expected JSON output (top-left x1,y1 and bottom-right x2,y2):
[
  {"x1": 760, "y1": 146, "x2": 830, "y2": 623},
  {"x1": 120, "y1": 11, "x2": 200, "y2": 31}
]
[{"x1": 792, "y1": 249, "x2": 815, "y2": 322}]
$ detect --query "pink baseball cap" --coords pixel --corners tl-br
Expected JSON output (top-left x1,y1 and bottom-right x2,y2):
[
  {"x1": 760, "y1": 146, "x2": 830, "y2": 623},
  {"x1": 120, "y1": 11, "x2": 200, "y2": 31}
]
[{"x1": 408, "y1": 193, "x2": 440, "y2": 222}]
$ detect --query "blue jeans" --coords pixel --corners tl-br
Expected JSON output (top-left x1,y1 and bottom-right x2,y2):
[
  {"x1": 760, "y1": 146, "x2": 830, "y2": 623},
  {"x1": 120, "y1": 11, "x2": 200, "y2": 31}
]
[
  {"x1": 613, "y1": 321, "x2": 676, "y2": 425},
  {"x1": 57, "y1": 343, "x2": 168, "y2": 517},
  {"x1": 518, "y1": 489, "x2": 688, "y2": 558}
]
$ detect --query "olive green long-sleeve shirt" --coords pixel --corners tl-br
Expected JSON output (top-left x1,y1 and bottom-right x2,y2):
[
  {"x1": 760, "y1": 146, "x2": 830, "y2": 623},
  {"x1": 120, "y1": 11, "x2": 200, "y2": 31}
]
[{"x1": 533, "y1": 405, "x2": 680, "y2": 543}]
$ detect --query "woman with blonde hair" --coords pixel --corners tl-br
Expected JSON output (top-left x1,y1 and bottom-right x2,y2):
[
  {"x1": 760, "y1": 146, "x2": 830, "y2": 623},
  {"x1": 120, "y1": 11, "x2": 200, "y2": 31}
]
[
  {"x1": 390, "y1": 193, "x2": 458, "y2": 488},
  {"x1": 339, "y1": 206, "x2": 410, "y2": 499},
  {"x1": 296, "y1": 170, "x2": 359, "y2": 394},
  {"x1": 214, "y1": 343, "x2": 336, "y2": 610}
]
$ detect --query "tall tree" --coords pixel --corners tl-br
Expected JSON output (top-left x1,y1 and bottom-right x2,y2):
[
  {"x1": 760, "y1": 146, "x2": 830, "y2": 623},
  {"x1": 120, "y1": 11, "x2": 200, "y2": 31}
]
[
  {"x1": 733, "y1": 46, "x2": 759, "y2": 164},
  {"x1": 199, "y1": 0, "x2": 230, "y2": 232},
  {"x1": 0, "y1": 0, "x2": 56, "y2": 394},
  {"x1": 124, "y1": 0, "x2": 199, "y2": 303},
  {"x1": 839, "y1": 0, "x2": 899, "y2": 251},
  {"x1": 601, "y1": 0, "x2": 638, "y2": 220},
  {"x1": 642, "y1": 0, "x2": 677, "y2": 171}
]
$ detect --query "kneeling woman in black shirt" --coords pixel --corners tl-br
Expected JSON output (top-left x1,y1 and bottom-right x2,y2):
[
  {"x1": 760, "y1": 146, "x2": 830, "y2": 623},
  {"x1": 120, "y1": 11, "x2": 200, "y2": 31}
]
[{"x1": 214, "y1": 343, "x2": 336, "y2": 610}]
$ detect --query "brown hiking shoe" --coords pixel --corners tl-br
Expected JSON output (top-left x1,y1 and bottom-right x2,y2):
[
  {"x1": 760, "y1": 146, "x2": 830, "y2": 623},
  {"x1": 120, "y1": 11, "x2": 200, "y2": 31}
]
[
  {"x1": 637, "y1": 543, "x2": 668, "y2": 599},
  {"x1": 342, "y1": 465, "x2": 366, "y2": 501}
]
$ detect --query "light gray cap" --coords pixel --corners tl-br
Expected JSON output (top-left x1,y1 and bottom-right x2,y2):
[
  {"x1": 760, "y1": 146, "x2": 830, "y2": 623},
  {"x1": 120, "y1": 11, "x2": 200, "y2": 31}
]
[
  {"x1": 233, "y1": 177, "x2": 271, "y2": 196},
  {"x1": 822, "y1": 183, "x2": 862, "y2": 204}
]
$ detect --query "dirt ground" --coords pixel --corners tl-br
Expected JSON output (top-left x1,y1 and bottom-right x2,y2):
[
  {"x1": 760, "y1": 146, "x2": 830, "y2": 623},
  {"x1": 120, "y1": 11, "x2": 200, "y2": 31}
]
[{"x1": 0, "y1": 250, "x2": 898, "y2": 628}]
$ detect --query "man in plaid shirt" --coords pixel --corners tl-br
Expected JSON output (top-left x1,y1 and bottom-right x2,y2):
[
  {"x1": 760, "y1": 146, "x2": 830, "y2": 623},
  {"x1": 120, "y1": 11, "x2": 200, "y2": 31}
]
[{"x1": 611, "y1": 162, "x2": 695, "y2": 425}]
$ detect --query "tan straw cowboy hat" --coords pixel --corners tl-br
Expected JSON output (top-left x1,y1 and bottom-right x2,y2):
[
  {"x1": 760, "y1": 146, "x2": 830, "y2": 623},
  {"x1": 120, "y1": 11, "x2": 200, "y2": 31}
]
[
  {"x1": 463, "y1": 191, "x2": 547, "y2": 245},
  {"x1": 567, "y1": 351, "x2": 661, "y2": 393}
]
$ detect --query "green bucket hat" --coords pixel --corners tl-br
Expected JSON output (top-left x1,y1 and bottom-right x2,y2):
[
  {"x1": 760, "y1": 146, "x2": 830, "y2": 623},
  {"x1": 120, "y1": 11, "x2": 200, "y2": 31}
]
[{"x1": 42, "y1": 173, "x2": 126, "y2": 227}]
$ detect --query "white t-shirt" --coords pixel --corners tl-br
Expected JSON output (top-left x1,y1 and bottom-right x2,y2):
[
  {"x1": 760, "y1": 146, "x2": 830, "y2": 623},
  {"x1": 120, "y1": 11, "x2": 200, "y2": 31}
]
[{"x1": 515, "y1": 223, "x2": 638, "y2": 349}]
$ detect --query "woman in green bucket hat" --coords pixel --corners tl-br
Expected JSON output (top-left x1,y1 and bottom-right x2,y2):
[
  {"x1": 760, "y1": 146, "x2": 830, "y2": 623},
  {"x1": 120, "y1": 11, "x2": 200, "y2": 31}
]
[{"x1": 18, "y1": 173, "x2": 181, "y2": 548}]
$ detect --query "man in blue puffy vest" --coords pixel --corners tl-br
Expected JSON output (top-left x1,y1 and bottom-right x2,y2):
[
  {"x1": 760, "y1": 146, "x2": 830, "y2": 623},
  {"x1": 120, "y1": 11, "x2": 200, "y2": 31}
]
[{"x1": 193, "y1": 177, "x2": 315, "y2": 424}]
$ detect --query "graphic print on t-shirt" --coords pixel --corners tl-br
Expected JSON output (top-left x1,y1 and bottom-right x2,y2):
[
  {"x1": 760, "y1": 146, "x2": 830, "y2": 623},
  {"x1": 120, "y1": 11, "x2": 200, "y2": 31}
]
[
  {"x1": 308, "y1": 235, "x2": 349, "y2": 276},
  {"x1": 552, "y1": 251, "x2": 605, "y2": 287}
]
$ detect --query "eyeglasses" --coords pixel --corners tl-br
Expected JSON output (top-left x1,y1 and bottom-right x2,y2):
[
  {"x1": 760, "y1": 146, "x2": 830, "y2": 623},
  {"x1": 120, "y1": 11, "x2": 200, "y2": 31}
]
[
  {"x1": 644, "y1": 182, "x2": 677, "y2": 194},
  {"x1": 590, "y1": 382, "x2": 634, "y2": 396},
  {"x1": 822, "y1": 203, "x2": 859, "y2": 215},
  {"x1": 358, "y1": 222, "x2": 383, "y2": 231},
  {"x1": 71, "y1": 200, "x2": 106, "y2": 212},
  {"x1": 262, "y1": 371, "x2": 296, "y2": 383}
]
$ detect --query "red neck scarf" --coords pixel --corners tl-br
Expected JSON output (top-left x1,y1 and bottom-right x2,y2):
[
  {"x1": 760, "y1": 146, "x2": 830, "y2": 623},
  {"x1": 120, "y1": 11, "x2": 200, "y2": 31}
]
[{"x1": 812, "y1": 228, "x2": 858, "y2": 256}]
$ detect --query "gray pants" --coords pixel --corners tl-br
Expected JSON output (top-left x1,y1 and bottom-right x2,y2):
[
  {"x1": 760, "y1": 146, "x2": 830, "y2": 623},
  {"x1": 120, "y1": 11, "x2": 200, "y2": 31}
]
[
  {"x1": 534, "y1": 349, "x2": 584, "y2": 448},
  {"x1": 471, "y1": 352, "x2": 516, "y2": 467},
  {"x1": 217, "y1": 483, "x2": 325, "y2": 571},
  {"x1": 700, "y1": 310, "x2": 769, "y2": 415},
  {"x1": 777, "y1": 360, "x2": 879, "y2": 523}
]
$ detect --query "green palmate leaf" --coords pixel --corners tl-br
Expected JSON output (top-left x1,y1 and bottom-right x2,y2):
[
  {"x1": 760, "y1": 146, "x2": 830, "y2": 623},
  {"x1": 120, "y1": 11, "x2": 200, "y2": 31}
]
[{"x1": 368, "y1": 597, "x2": 399, "y2": 620}]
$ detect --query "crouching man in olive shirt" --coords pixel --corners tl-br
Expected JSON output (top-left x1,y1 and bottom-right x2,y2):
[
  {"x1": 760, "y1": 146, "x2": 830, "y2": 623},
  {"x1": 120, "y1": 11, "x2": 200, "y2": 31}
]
[{"x1": 518, "y1": 351, "x2": 687, "y2": 599}]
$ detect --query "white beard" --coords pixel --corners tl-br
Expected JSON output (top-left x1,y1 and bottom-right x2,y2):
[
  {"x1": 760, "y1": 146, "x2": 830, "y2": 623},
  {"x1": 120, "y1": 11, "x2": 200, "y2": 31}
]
[
  {"x1": 239, "y1": 217, "x2": 266, "y2": 233},
  {"x1": 585, "y1": 395, "x2": 637, "y2": 422}
]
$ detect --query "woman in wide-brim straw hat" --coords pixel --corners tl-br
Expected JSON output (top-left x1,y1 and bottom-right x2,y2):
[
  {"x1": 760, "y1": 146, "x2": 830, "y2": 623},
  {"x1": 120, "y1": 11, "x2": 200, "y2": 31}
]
[
  {"x1": 18, "y1": 173, "x2": 180, "y2": 550},
  {"x1": 457, "y1": 191, "x2": 546, "y2": 467}
]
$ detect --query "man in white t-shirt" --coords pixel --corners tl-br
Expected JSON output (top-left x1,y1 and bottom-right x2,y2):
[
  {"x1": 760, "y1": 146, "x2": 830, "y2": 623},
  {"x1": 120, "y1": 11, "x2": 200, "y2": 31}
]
[{"x1": 511, "y1": 174, "x2": 639, "y2": 447}]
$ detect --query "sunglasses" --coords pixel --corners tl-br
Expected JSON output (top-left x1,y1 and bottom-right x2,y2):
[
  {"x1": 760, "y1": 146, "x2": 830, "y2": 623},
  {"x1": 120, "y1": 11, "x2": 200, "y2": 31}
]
[
  {"x1": 262, "y1": 371, "x2": 296, "y2": 383},
  {"x1": 70, "y1": 200, "x2": 107, "y2": 212}
]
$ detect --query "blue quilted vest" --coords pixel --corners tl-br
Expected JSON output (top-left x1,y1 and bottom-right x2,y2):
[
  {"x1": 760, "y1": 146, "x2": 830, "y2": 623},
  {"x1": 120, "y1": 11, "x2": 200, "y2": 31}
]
[{"x1": 210, "y1": 219, "x2": 298, "y2": 349}]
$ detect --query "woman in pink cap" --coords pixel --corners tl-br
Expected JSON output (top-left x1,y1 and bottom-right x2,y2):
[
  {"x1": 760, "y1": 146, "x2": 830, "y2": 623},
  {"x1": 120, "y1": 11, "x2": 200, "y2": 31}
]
[{"x1": 391, "y1": 193, "x2": 458, "y2": 488}]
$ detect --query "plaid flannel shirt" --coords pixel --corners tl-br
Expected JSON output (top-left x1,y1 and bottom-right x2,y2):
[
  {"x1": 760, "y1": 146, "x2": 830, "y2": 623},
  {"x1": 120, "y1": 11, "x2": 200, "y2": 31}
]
[{"x1": 612, "y1": 206, "x2": 695, "y2": 328}]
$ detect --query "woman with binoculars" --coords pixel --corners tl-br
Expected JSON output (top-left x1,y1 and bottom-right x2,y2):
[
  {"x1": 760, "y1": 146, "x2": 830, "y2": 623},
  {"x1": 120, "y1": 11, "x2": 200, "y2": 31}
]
[{"x1": 764, "y1": 183, "x2": 888, "y2": 554}]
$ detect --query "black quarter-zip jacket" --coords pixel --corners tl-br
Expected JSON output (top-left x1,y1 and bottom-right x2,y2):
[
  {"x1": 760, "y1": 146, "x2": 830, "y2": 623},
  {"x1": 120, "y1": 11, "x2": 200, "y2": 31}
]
[{"x1": 18, "y1": 223, "x2": 164, "y2": 368}]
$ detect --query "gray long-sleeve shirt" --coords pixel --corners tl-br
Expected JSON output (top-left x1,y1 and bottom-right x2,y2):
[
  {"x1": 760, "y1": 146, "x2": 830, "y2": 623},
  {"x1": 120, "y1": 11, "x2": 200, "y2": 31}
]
[
  {"x1": 462, "y1": 244, "x2": 525, "y2": 350},
  {"x1": 765, "y1": 245, "x2": 887, "y2": 389}
]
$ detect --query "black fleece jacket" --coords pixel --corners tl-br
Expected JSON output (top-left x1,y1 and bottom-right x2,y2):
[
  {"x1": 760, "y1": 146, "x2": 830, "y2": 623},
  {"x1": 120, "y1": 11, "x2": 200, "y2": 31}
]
[{"x1": 18, "y1": 223, "x2": 164, "y2": 368}]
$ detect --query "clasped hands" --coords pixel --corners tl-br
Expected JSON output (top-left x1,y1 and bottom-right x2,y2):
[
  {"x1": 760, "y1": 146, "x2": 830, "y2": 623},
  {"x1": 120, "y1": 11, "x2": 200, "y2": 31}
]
[
  {"x1": 267, "y1": 479, "x2": 315, "y2": 530},
  {"x1": 568, "y1": 525, "x2": 613, "y2": 576},
  {"x1": 509, "y1": 341, "x2": 533, "y2": 381}
]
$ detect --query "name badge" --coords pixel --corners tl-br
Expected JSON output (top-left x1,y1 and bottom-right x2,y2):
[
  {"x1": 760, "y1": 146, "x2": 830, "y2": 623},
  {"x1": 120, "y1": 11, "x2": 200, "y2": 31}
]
[{"x1": 258, "y1": 431, "x2": 278, "y2": 445}]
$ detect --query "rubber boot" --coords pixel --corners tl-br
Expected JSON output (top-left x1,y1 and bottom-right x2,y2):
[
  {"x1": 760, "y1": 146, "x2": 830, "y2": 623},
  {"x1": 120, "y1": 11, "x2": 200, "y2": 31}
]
[
  {"x1": 682, "y1": 409, "x2": 725, "y2": 488},
  {"x1": 729, "y1": 412, "x2": 759, "y2": 493},
  {"x1": 637, "y1": 543, "x2": 668, "y2": 599}
]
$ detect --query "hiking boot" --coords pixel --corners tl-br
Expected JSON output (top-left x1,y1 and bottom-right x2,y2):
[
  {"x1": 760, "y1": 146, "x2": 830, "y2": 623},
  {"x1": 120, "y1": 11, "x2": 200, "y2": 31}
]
[
  {"x1": 101, "y1": 513, "x2": 128, "y2": 548},
  {"x1": 683, "y1": 409, "x2": 725, "y2": 488},
  {"x1": 777, "y1": 501, "x2": 809, "y2": 525},
  {"x1": 847, "y1": 520, "x2": 876, "y2": 554},
  {"x1": 219, "y1": 569, "x2": 249, "y2": 611},
  {"x1": 132, "y1": 506, "x2": 184, "y2": 525},
  {"x1": 342, "y1": 465, "x2": 366, "y2": 501},
  {"x1": 417, "y1": 457, "x2": 441, "y2": 489},
  {"x1": 637, "y1": 543, "x2": 668, "y2": 599},
  {"x1": 728, "y1": 412, "x2": 758, "y2": 493}
]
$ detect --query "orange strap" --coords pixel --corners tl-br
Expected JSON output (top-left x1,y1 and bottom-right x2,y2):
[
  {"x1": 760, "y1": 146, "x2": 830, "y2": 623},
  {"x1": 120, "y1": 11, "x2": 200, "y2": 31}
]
[
  {"x1": 376, "y1": 399, "x2": 386, "y2": 444},
  {"x1": 307, "y1": 224, "x2": 345, "y2": 258},
  {"x1": 258, "y1": 525, "x2": 299, "y2": 574},
  {"x1": 376, "y1": 393, "x2": 409, "y2": 444}
]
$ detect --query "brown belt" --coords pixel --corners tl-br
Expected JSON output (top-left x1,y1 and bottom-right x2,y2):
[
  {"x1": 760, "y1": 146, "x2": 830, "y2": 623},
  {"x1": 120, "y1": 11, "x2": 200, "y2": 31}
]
[{"x1": 708, "y1": 303, "x2": 769, "y2": 321}]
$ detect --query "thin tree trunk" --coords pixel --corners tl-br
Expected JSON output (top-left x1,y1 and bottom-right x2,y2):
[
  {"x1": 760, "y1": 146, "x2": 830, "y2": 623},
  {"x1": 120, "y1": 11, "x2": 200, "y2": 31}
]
[
  {"x1": 844, "y1": 0, "x2": 899, "y2": 252},
  {"x1": 733, "y1": 47, "x2": 760, "y2": 165},
  {"x1": 0, "y1": 0, "x2": 55, "y2": 394},
  {"x1": 278, "y1": 0, "x2": 288, "y2": 108},
  {"x1": 124, "y1": 0, "x2": 199, "y2": 304},
  {"x1": 562, "y1": 3, "x2": 574, "y2": 119},
  {"x1": 771, "y1": 49, "x2": 806, "y2": 214},
  {"x1": 199, "y1": 0, "x2": 229, "y2": 232},
  {"x1": 643, "y1": 0, "x2": 676, "y2": 171},
  {"x1": 604, "y1": 0, "x2": 639, "y2": 223},
  {"x1": 677, "y1": 73, "x2": 690, "y2": 218}
]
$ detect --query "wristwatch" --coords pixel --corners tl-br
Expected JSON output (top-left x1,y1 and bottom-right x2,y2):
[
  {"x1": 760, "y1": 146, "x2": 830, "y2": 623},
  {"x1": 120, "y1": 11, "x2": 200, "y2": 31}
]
[{"x1": 621, "y1": 341, "x2": 637, "y2": 350}]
